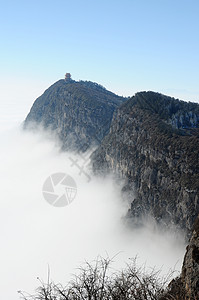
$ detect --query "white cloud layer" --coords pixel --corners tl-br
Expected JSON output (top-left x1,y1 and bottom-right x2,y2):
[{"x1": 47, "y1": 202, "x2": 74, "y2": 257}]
[{"x1": 0, "y1": 126, "x2": 186, "y2": 299}]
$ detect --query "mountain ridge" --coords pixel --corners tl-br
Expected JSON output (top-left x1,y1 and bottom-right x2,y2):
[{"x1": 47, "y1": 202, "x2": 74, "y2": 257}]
[
  {"x1": 24, "y1": 79, "x2": 126, "y2": 151},
  {"x1": 92, "y1": 91, "x2": 199, "y2": 234},
  {"x1": 24, "y1": 78, "x2": 199, "y2": 299}
]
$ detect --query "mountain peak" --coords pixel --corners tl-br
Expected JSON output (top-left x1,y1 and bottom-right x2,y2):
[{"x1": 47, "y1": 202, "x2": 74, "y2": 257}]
[{"x1": 24, "y1": 78, "x2": 126, "y2": 151}]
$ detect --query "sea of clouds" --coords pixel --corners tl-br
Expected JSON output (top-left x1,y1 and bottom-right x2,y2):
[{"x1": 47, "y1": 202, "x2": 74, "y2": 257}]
[
  {"x1": 0, "y1": 79, "x2": 187, "y2": 299},
  {"x1": 0, "y1": 124, "x2": 186, "y2": 299}
]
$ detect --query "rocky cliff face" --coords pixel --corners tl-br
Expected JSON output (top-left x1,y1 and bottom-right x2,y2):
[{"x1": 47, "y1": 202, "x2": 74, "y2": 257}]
[
  {"x1": 25, "y1": 83, "x2": 199, "y2": 233},
  {"x1": 24, "y1": 79, "x2": 126, "y2": 151},
  {"x1": 161, "y1": 214, "x2": 199, "y2": 299},
  {"x1": 24, "y1": 81, "x2": 199, "y2": 297},
  {"x1": 180, "y1": 214, "x2": 199, "y2": 299},
  {"x1": 92, "y1": 91, "x2": 199, "y2": 234}
]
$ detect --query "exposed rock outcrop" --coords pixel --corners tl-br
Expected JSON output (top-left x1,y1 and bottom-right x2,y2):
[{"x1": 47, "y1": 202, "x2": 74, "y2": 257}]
[
  {"x1": 92, "y1": 91, "x2": 199, "y2": 234},
  {"x1": 25, "y1": 82, "x2": 199, "y2": 234},
  {"x1": 24, "y1": 79, "x2": 126, "y2": 151},
  {"x1": 161, "y1": 215, "x2": 199, "y2": 299},
  {"x1": 24, "y1": 81, "x2": 199, "y2": 297},
  {"x1": 180, "y1": 214, "x2": 199, "y2": 299}
]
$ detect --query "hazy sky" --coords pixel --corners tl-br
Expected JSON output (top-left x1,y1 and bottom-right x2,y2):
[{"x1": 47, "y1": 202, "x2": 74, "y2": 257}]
[{"x1": 1, "y1": 0, "x2": 199, "y2": 103}]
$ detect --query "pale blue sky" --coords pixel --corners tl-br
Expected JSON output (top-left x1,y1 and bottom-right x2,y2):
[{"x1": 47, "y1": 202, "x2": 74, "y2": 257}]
[
  {"x1": 1, "y1": 0, "x2": 199, "y2": 103},
  {"x1": 0, "y1": 3, "x2": 191, "y2": 298}
]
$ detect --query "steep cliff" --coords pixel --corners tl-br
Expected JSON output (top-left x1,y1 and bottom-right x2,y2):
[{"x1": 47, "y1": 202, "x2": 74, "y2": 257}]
[
  {"x1": 24, "y1": 79, "x2": 126, "y2": 151},
  {"x1": 92, "y1": 91, "x2": 199, "y2": 234},
  {"x1": 180, "y1": 214, "x2": 199, "y2": 299},
  {"x1": 161, "y1": 214, "x2": 199, "y2": 299},
  {"x1": 24, "y1": 81, "x2": 199, "y2": 297}
]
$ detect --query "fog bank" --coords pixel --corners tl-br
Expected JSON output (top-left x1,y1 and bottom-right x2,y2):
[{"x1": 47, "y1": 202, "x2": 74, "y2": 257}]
[{"x1": 0, "y1": 126, "x2": 186, "y2": 299}]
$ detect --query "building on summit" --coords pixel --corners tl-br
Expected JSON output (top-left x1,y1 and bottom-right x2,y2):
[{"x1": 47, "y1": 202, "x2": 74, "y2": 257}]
[{"x1": 65, "y1": 73, "x2": 71, "y2": 81}]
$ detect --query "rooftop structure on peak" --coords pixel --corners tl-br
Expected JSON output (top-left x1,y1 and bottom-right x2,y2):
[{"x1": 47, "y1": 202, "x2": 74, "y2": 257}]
[{"x1": 65, "y1": 73, "x2": 71, "y2": 81}]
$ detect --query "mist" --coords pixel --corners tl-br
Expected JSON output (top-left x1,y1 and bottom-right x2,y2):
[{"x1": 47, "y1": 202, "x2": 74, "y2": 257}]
[{"x1": 0, "y1": 123, "x2": 187, "y2": 299}]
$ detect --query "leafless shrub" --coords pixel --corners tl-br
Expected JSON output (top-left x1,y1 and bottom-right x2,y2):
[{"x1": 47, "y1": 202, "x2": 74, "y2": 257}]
[{"x1": 18, "y1": 256, "x2": 178, "y2": 300}]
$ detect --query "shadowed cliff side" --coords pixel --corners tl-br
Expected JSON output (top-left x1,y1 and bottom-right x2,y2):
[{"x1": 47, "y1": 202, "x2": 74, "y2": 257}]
[
  {"x1": 161, "y1": 214, "x2": 199, "y2": 299},
  {"x1": 180, "y1": 214, "x2": 199, "y2": 299},
  {"x1": 92, "y1": 91, "x2": 199, "y2": 235}
]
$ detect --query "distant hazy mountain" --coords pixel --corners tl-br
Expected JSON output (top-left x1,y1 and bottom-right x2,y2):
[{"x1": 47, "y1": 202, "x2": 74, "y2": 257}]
[{"x1": 24, "y1": 79, "x2": 126, "y2": 151}]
